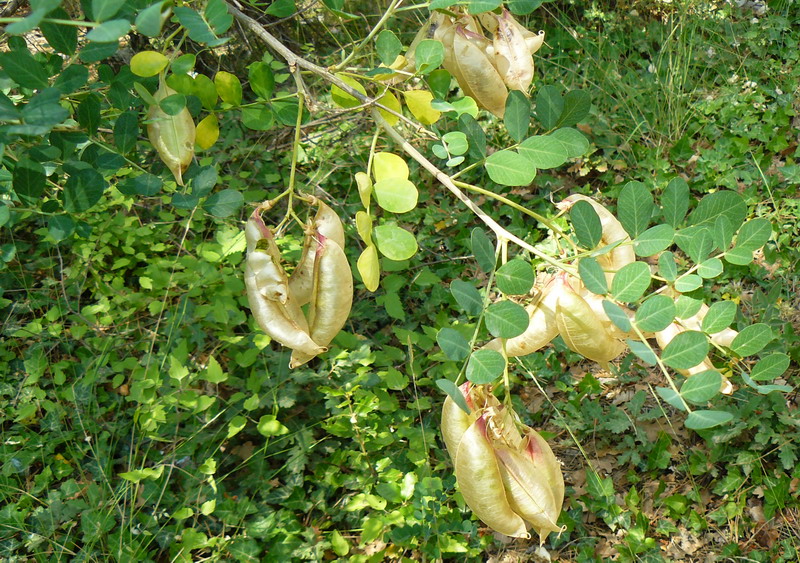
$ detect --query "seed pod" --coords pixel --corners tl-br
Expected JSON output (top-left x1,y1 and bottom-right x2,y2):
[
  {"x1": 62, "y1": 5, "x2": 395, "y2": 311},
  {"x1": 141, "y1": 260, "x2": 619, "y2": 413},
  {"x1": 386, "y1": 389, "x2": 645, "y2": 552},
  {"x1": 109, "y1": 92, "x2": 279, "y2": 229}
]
[
  {"x1": 245, "y1": 211, "x2": 291, "y2": 303},
  {"x1": 490, "y1": 9, "x2": 535, "y2": 92},
  {"x1": 289, "y1": 198, "x2": 346, "y2": 306},
  {"x1": 555, "y1": 276, "x2": 625, "y2": 364},
  {"x1": 450, "y1": 26, "x2": 508, "y2": 117},
  {"x1": 147, "y1": 80, "x2": 195, "y2": 186},
  {"x1": 290, "y1": 234, "x2": 353, "y2": 368}
]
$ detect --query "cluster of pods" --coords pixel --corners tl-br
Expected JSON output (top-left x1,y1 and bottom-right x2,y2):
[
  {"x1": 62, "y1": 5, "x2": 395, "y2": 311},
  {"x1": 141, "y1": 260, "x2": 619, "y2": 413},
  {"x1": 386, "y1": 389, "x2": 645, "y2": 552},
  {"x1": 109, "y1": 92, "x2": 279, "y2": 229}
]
[
  {"x1": 487, "y1": 195, "x2": 738, "y2": 381},
  {"x1": 147, "y1": 78, "x2": 195, "y2": 186},
  {"x1": 244, "y1": 198, "x2": 353, "y2": 368},
  {"x1": 402, "y1": 9, "x2": 545, "y2": 117},
  {"x1": 441, "y1": 382, "x2": 564, "y2": 543}
]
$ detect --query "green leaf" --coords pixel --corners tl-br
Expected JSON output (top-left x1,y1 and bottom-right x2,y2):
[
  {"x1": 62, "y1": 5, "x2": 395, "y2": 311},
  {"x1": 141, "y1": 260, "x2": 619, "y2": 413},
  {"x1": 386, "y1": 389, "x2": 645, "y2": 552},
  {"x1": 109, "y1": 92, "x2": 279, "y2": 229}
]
[
  {"x1": 602, "y1": 300, "x2": 631, "y2": 333},
  {"x1": 661, "y1": 177, "x2": 689, "y2": 227},
  {"x1": 713, "y1": 215, "x2": 735, "y2": 251},
  {"x1": 437, "y1": 328, "x2": 470, "y2": 361},
  {"x1": 697, "y1": 258, "x2": 723, "y2": 279},
  {"x1": 136, "y1": 1, "x2": 167, "y2": 37},
  {"x1": 119, "y1": 465, "x2": 164, "y2": 483},
  {"x1": 675, "y1": 225, "x2": 713, "y2": 263},
  {"x1": 373, "y1": 178, "x2": 418, "y2": 214},
  {"x1": 730, "y1": 324, "x2": 773, "y2": 357},
  {"x1": 661, "y1": 331, "x2": 709, "y2": 370},
  {"x1": 205, "y1": 0, "x2": 233, "y2": 34},
  {"x1": 13, "y1": 159, "x2": 46, "y2": 204},
  {"x1": 750, "y1": 354, "x2": 790, "y2": 382},
  {"x1": 53, "y1": 64, "x2": 89, "y2": 94},
  {"x1": 77, "y1": 93, "x2": 100, "y2": 135},
  {"x1": 92, "y1": 0, "x2": 126, "y2": 21},
  {"x1": 193, "y1": 74, "x2": 218, "y2": 109},
  {"x1": 535, "y1": 85, "x2": 563, "y2": 130},
  {"x1": 634, "y1": 224, "x2": 674, "y2": 257},
  {"x1": 578, "y1": 257, "x2": 607, "y2": 295},
  {"x1": 86, "y1": 19, "x2": 130, "y2": 42},
  {"x1": 701, "y1": 301, "x2": 736, "y2": 334},
  {"x1": 458, "y1": 114, "x2": 486, "y2": 160},
  {"x1": 611, "y1": 261, "x2": 650, "y2": 302},
  {"x1": 436, "y1": 378, "x2": 470, "y2": 414},
  {"x1": 63, "y1": 166, "x2": 107, "y2": 212},
  {"x1": 618, "y1": 181, "x2": 653, "y2": 237},
  {"x1": 48, "y1": 215, "x2": 75, "y2": 242},
  {"x1": 257, "y1": 415, "x2": 289, "y2": 437},
  {"x1": 241, "y1": 106, "x2": 274, "y2": 131},
  {"x1": 734, "y1": 218, "x2": 771, "y2": 250},
  {"x1": 658, "y1": 251, "x2": 678, "y2": 282},
  {"x1": 550, "y1": 127, "x2": 589, "y2": 158},
  {"x1": 496, "y1": 260, "x2": 534, "y2": 295},
  {"x1": 189, "y1": 166, "x2": 218, "y2": 197},
  {"x1": 450, "y1": 280, "x2": 483, "y2": 316},
  {"x1": 248, "y1": 62, "x2": 275, "y2": 99},
  {"x1": 680, "y1": 370, "x2": 722, "y2": 404},
  {"x1": 675, "y1": 295, "x2": 702, "y2": 319},
  {"x1": 331, "y1": 74, "x2": 367, "y2": 108},
  {"x1": 724, "y1": 246, "x2": 754, "y2": 266},
  {"x1": 215, "y1": 71, "x2": 242, "y2": 105},
  {"x1": 555, "y1": 89, "x2": 590, "y2": 127},
  {"x1": 685, "y1": 410, "x2": 733, "y2": 430},
  {"x1": 265, "y1": 0, "x2": 296, "y2": 17},
  {"x1": 655, "y1": 386, "x2": 687, "y2": 411},
  {"x1": 484, "y1": 150, "x2": 536, "y2": 186},
  {"x1": 118, "y1": 173, "x2": 162, "y2": 196},
  {"x1": 79, "y1": 40, "x2": 120, "y2": 64},
  {"x1": 203, "y1": 355, "x2": 227, "y2": 383},
  {"x1": 674, "y1": 274, "x2": 702, "y2": 293},
  {"x1": 159, "y1": 93, "x2": 186, "y2": 116},
  {"x1": 373, "y1": 223, "x2": 418, "y2": 260},
  {"x1": 0, "y1": 51, "x2": 49, "y2": 89},
  {"x1": 506, "y1": 0, "x2": 544, "y2": 14},
  {"x1": 485, "y1": 301, "x2": 529, "y2": 338},
  {"x1": 518, "y1": 135, "x2": 568, "y2": 169},
  {"x1": 40, "y1": 9, "x2": 77, "y2": 54},
  {"x1": 7, "y1": 8, "x2": 47, "y2": 35},
  {"x1": 470, "y1": 228, "x2": 495, "y2": 272},
  {"x1": 504, "y1": 90, "x2": 530, "y2": 142},
  {"x1": 203, "y1": 189, "x2": 243, "y2": 217},
  {"x1": 570, "y1": 200, "x2": 602, "y2": 248},
  {"x1": 22, "y1": 88, "x2": 68, "y2": 127},
  {"x1": 635, "y1": 295, "x2": 675, "y2": 332},
  {"x1": 688, "y1": 190, "x2": 746, "y2": 228},
  {"x1": 173, "y1": 7, "x2": 226, "y2": 47},
  {"x1": 171, "y1": 54, "x2": 196, "y2": 75},
  {"x1": 466, "y1": 350, "x2": 505, "y2": 384},
  {"x1": 466, "y1": 0, "x2": 503, "y2": 13},
  {"x1": 376, "y1": 30, "x2": 402, "y2": 66},
  {"x1": 415, "y1": 40, "x2": 444, "y2": 73},
  {"x1": 113, "y1": 111, "x2": 139, "y2": 153}
]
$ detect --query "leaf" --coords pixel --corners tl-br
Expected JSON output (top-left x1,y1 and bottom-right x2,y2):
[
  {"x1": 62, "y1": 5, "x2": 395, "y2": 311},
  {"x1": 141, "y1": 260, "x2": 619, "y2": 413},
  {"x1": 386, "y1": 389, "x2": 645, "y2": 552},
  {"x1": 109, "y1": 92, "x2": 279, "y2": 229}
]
[
  {"x1": 734, "y1": 218, "x2": 772, "y2": 251},
  {"x1": 203, "y1": 189, "x2": 243, "y2": 217},
  {"x1": 118, "y1": 173, "x2": 162, "y2": 197},
  {"x1": 658, "y1": 251, "x2": 678, "y2": 282},
  {"x1": 241, "y1": 106, "x2": 273, "y2": 130},
  {"x1": 485, "y1": 301, "x2": 529, "y2": 338},
  {"x1": 92, "y1": 0, "x2": 126, "y2": 21},
  {"x1": 21, "y1": 88, "x2": 68, "y2": 127},
  {"x1": 602, "y1": 300, "x2": 631, "y2": 333},
  {"x1": 506, "y1": 0, "x2": 544, "y2": 14},
  {"x1": 173, "y1": 6, "x2": 226, "y2": 47},
  {"x1": 655, "y1": 386, "x2": 687, "y2": 411},
  {"x1": 687, "y1": 190, "x2": 746, "y2": 228},
  {"x1": 86, "y1": 19, "x2": 130, "y2": 42},
  {"x1": 466, "y1": 0, "x2": 502, "y2": 13},
  {"x1": 78, "y1": 41, "x2": 120, "y2": 64},
  {"x1": 376, "y1": 91, "x2": 402, "y2": 126},
  {"x1": 214, "y1": 71, "x2": 242, "y2": 105},
  {"x1": 610, "y1": 261, "x2": 651, "y2": 302},
  {"x1": 661, "y1": 177, "x2": 689, "y2": 227},
  {"x1": 713, "y1": 215, "x2": 735, "y2": 250},
  {"x1": 697, "y1": 257, "x2": 723, "y2": 279},
  {"x1": 450, "y1": 280, "x2": 483, "y2": 316},
  {"x1": 63, "y1": 166, "x2": 107, "y2": 212},
  {"x1": 550, "y1": 127, "x2": 589, "y2": 158},
  {"x1": 675, "y1": 296, "x2": 702, "y2": 319},
  {"x1": 373, "y1": 152, "x2": 409, "y2": 181},
  {"x1": 248, "y1": 61, "x2": 275, "y2": 99},
  {"x1": 618, "y1": 181, "x2": 654, "y2": 237},
  {"x1": 403, "y1": 90, "x2": 441, "y2": 125},
  {"x1": 701, "y1": 301, "x2": 736, "y2": 334},
  {"x1": 189, "y1": 167, "x2": 218, "y2": 197},
  {"x1": 357, "y1": 244, "x2": 380, "y2": 292},
  {"x1": 414, "y1": 40, "x2": 444, "y2": 73},
  {"x1": 675, "y1": 225, "x2": 713, "y2": 263},
  {"x1": 730, "y1": 323, "x2": 773, "y2": 357},
  {"x1": 373, "y1": 178, "x2": 418, "y2": 213},
  {"x1": 518, "y1": 135, "x2": 568, "y2": 169},
  {"x1": 437, "y1": 328, "x2": 470, "y2": 361},
  {"x1": 750, "y1": 354, "x2": 791, "y2": 382},
  {"x1": 535, "y1": 85, "x2": 563, "y2": 129},
  {"x1": 466, "y1": 350, "x2": 505, "y2": 384},
  {"x1": 113, "y1": 111, "x2": 139, "y2": 153},
  {"x1": 264, "y1": 0, "x2": 296, "y2": 17},
  {"x1": 635, "y1": 295, "x2": 675, "y2": 332},
  {"x1": 578, "y1": 257, "x2": 607, "y2": 294},
  {"x1": 193, "y1": 74, "x2": 218, "y2": 110},
  {"x1": 680, "y1": 370, "x2": 722, "y2": 404},
  {"x1": 41, "y1": 8, "x2": 78, "y2": 54},
  {"x1": 471, "y1": 228, "x2": 496, "y2": 273},
  {"x1": 555, "y1": 89, "x2": 591, "y2": 127},
  {"x1": 458, "y1": 114, "x2": 486, "y2": 160},
  {"x1": 257, "y1": 415, "x2": 289, "y2": 437},
  {"x1": 436, "y1": 378, "x2": 471, "y2": 414},
  {"x1": 661, "y1": 331, "x2": 709, "y2": 370},
  {"x1": 203, "y1": 356, "x2": 227, "y2": 384},
  {"x1": 674, "y1": 274, "x2": 702, "y2": 293},
  {"x1": 496, "y1": 260, "x2": 535, "y2": 295},
  {"x1": 484, "y1": 150, "x2": 536, "y2": 186},
  {"x1": 0, "y1": 51, "x2": 49, "y2": 89},
  {"x1": 634, "y1": 224, "x2": 674, "y2": 257},
  {"x1": 724, "y1": 246, "x2": 754, "y2": 266},
  {"x1": 119, "y1": 465, "x2": 164, "y2": 483},
  {"x1": 131, "y1": 51, "x2": 168, "y2": 77},
  {"x1": 205, "y1": 0, "x2": 233, "y2": 35},
  {"x1": 685, "y1": 410, "x2": 734, "y2": 430},
  {"x1": 53, "y1": 64, "x2": 88, "y2": 95},
  {"x1": 373, "y1": 222, "x2": 418, "y2": 260},
  {"x1": 355, "y1": 173, "x2": 372, "y2": 208},
  {"x1": 570, "y1": 200, "x2": 602, "y2": 248},
  {"x1": 504, "y1": 90, "x2": 530, "y2": 142},
  {"x1": 48, "y1": 215, "x2": 75, "y2": 242},
  {"x1": 136, "y1": 1, "x2": 167, "y2": 37},
  {"x1": 196, "y1": 114, "x2": 220, "y2": 150}
]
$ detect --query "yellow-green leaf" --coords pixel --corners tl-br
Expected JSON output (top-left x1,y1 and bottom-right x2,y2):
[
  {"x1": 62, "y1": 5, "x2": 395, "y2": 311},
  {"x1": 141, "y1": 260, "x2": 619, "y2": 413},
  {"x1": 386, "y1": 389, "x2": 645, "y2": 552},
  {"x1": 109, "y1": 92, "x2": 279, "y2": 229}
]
[
  {"x1": 403, "y1": 89, "x2": 441, "y2": 125},
  {"x1": 373, "y1": 151, "x2": 408, "y2": 182},
  {"x1": 358, "y1": 244, "x2": 380, "y2": 292},
  {"x1": 196, "y1": 113, "x2": 219, "y2": 150},
  {"x1": 356, "y1": 210, "x2": 373, "y2": 243},
  {"x1": 130, "y1": 51, "x2": 168, "y2": 77},
  {"x1": 377, "y1": 91, "x2": 402, "y2": 126},
  {"x1": 214, "y1": 71, "x2": 242, "y2": 105},
  {"x1": 355, "y1": 171, "x2": 372, "y2": 208},
  {"x1": 331, "y1": 74, "x2": 367, "y2": 108}
]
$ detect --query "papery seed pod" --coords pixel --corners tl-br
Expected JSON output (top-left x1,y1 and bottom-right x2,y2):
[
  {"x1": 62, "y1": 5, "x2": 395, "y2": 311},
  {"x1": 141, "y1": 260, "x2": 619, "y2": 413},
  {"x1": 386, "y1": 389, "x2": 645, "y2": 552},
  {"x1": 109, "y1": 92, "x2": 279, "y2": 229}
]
[
  {"x1": 245, "y1": 211, "x2": 290, "y2": 303},
  {"x1": 450, "y1": 27, "x2": 508, "y2": 117},
  {"x1": 455, "y1": 416, "x2": 530, "y2": 538},
  {"x1": 555, "y1": 276, "x2": 626, "y2": 364},
  {"x1": 490, "y1": 9, "x2": 535, "y2": 92},
  {"x1": 290, "y1": 235, "x2": 353, "y2": 368},
  {"x1": 289, "y1": 198, "x2": 346, "y2": 306},
  {"x1": 572, "y1": 280, "x2": 638, "y2": 339},
  {"x1": 557, "y1": 195, "x2": 635, "y2": 283},
  {"x1": 147, "y1": 80, "x2": 195, "y2": 186}
]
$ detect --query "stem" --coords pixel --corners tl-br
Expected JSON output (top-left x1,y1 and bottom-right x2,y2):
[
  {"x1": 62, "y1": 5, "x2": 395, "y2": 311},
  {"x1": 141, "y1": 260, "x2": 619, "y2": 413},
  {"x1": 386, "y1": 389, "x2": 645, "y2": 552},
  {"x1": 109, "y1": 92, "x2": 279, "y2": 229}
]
[
  {"x1": 287, "y1": 88, "x2": 306, "y2": 210},
  {"x1": 333, "y1": 0, "x2": 405, "y2": 70}
]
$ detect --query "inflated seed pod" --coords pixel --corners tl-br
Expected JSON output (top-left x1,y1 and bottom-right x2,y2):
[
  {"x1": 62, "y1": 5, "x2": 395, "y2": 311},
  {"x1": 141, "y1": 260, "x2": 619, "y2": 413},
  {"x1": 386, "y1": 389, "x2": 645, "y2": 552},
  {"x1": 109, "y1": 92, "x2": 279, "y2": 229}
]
[
  {"x1": 555, "y1": 276, "x2": 626, "y2": 364},
  {"x1": 450, "y1": 26, "x2": 508, "y2": 117},
  {"x1": 289, "y1": 235, "x2": 353, "y2": 368},
  {"x1": 289, "y1": 198, "x2": 346, "y2": 306},
  {"x1": 147, "y1": 80, "x2": 195, "y2": 186},
  {"x1": 490, "y1": 9, "x2": 535, "y2": 92},
  {"x1": 245, "y1": 211, "x2": 291, "y2": 303}
]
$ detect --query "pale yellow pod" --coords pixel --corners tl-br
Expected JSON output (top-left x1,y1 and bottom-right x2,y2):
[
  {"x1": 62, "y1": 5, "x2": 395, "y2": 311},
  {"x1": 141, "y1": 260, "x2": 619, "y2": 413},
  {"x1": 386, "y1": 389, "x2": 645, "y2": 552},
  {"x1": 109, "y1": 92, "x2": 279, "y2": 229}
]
[
  {"x1": 491, "y1": 9, "x2": 535, "y2": 92},
  {"x1": 441, "y1": 384, "x2": 478, "y2": 461},
  {"x1": 451, "y1": 27, "x2": 508, "y2": 118},
  {"x1": 523, "y1": 429, "x2": 565, "y2": 510},
  {"x1": 455, "y1": 417, "x2": 529, "y2": 538},
  {"x1": 289, "y1": 198, "x2": 346, "y2": 306},
  {"x1": 556, "y1": 278, "x2": 626, "y2": 363},
  {"x1": 147, "y1": 81, "x2": 195, "y2": 186}
]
